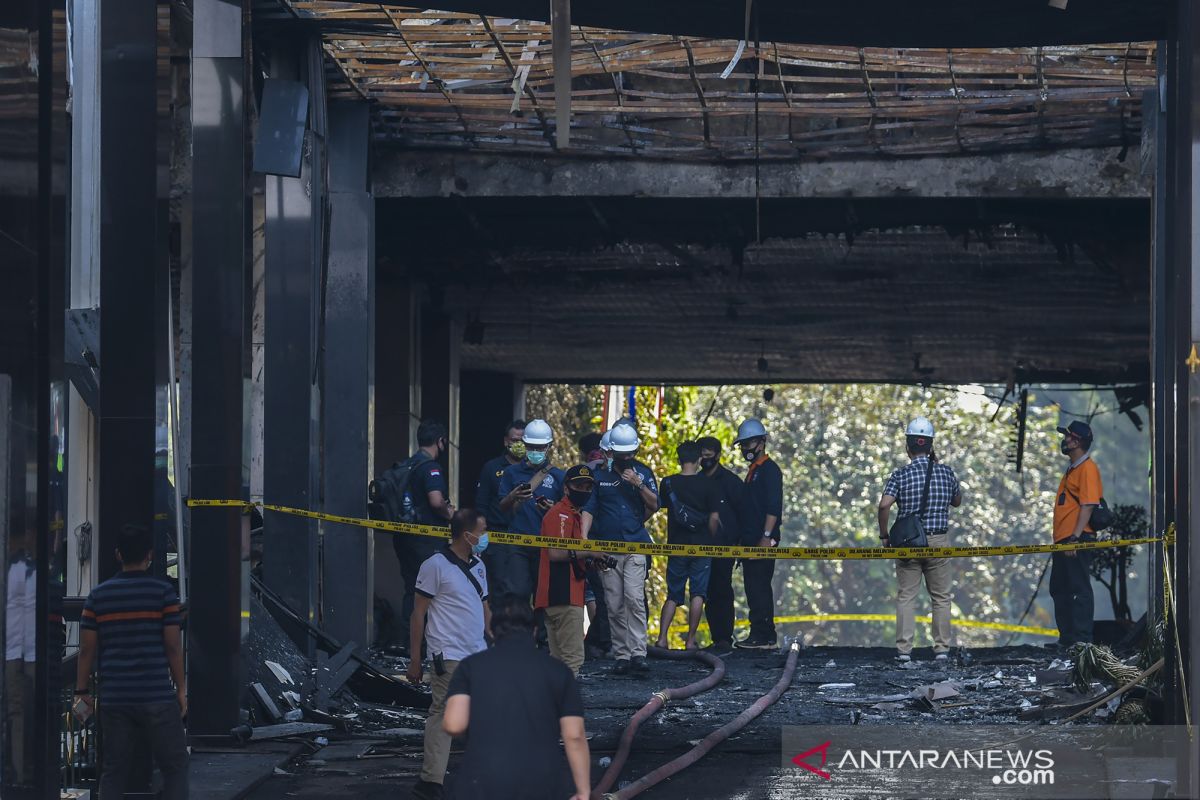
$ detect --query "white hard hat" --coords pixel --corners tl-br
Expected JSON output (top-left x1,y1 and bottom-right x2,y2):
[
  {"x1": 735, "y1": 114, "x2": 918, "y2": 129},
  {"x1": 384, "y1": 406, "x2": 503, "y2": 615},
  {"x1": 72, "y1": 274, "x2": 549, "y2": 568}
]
[
  {"x1": 734, "y1": 418, "x2": 768, "y2": 444},
  {"x1": 522, "y1": 418, "x2": 554, "y2": 446},
  {"x1": 609, "y1": 422, "x2": 640, "y2": 453},
  {"x1": 599, "y1": 430, "x2": 612, "y2": 451},
  {"x1": 906, "y1": 416, "x2": 935, "y2": 438}
]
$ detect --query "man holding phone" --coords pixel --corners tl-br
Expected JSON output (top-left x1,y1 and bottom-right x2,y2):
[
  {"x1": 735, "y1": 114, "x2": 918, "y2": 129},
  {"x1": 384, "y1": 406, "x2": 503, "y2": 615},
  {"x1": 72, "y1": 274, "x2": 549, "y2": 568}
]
[{"x1": 497, "y1": 419, "x2": 566, "y2": 600}]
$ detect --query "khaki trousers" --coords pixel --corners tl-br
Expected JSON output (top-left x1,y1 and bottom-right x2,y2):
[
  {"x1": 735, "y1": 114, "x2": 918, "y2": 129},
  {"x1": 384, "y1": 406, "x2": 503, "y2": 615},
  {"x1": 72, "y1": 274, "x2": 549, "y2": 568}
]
[
  {"x1": 601, "y1": 554, "x2": 649, "y2": 660},
  {"x1": 544, "y1": 605, "x2": 586, "y2": 674},
  {"x1": 895, "y1": 533, "x2": 953, "y2": 655},
  {"x1": 420, "y1": 659, "x2": 460, "y2": 784}
]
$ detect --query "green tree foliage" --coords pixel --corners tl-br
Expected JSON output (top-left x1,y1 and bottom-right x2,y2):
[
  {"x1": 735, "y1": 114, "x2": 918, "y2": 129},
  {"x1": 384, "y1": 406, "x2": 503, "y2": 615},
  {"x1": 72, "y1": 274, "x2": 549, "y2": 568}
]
[
  {"x1": 521, "y1": 383, "x2": 1106, "y2": 648},
  {"x1": 683, "y1": 384, "x2": 1065, "y2": 646}
]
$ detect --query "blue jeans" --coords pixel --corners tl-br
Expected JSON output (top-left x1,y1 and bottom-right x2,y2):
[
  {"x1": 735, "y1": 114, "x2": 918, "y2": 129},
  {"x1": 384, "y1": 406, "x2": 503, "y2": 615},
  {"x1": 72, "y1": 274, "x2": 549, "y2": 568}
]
[{"x1": 666, "y1": 556, "x2": 711, "y2": 605}]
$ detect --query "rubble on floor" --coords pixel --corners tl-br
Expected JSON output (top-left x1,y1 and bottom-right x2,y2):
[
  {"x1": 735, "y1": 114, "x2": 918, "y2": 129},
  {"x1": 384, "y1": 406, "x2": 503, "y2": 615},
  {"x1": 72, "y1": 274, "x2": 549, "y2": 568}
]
[{"x1": 232, "y1": 640, "x2": 1160, "y2": 800}]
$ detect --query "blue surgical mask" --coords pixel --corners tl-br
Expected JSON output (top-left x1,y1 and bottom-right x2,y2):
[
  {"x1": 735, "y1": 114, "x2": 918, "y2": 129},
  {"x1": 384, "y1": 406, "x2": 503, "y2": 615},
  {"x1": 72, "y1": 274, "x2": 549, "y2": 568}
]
[
  {"x1": 527, "y1": 450, "x2": 547, "y2": 466},
  {"x1": 606, "y1": 457, "x2": 614, "y2": 470},
  {"x1": 471, "y1": 533, "x2": 489, "y2": 556}
]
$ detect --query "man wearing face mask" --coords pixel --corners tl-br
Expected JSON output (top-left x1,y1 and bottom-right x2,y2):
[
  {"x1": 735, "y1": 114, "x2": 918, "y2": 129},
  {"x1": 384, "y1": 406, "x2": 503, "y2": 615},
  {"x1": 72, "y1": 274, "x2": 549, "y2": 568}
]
[
  {"x1": 497, "y1": 419, "x2": 566, "y2": 600},
  {"x1": 407, "y1": 509, "x2": 492, "y2": 800},
  {"x1": 1050, "y1": 420, "x2": 1103, "y2": 649},
  {"x1": 697, "y1": 436, "x2": 746, "y2": 654},
  {"x1": 581, "y1": 421, "x2": 660, "y2": 675},
  {"x1": 733, "y1": 419, "x2": 784, "y2": 650},
  {"x1": 474, "y1": 419, "x2": 526, "y2": 533},
  {"x1": 537, "y1": 465, "x2": 608, "y2": 675}
]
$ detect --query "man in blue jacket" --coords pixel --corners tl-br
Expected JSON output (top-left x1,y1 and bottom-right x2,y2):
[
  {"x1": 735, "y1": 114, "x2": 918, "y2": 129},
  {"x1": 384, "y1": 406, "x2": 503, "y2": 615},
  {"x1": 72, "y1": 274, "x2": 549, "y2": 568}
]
[
  {"x1": 581, "y1": 421, "x2": 659, "y2": 675},
  {"x1": 496, "y1": 419, "x2": 565, "y2": 600}
]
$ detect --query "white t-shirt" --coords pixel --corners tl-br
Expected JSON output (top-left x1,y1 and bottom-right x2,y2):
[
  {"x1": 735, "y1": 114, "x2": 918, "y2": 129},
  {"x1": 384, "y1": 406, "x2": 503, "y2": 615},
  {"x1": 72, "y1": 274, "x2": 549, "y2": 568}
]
[
  {"x1": 6, "y1": 558, "x2": 36, "y2": 662},
  {"x1": 414, "y1": 548, "x2": 488, "y2": 662}
]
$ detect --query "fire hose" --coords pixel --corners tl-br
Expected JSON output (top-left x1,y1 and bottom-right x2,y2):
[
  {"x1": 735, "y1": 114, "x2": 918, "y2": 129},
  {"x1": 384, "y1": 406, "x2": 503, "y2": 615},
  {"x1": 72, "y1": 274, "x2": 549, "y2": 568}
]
[
  {"x1": 590, "y1": 646, "x2": 726, "y2": 798},
  {"x1": 597, "y1": 641, "x2": 801, "y2": 800}
]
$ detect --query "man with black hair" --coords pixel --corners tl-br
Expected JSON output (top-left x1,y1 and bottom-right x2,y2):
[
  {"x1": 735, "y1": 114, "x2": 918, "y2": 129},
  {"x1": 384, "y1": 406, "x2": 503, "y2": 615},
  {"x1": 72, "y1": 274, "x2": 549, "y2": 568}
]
[
  {"x1": 1050, "y1": 420, "x2": 1103, "y2": 648},
  {"x1": 395, "y1": 419, "x2": 456, "y2": 648},
  {"x1": 878, "y1": 417, "x2": 962, "y2": 663},
  {"x1": 443, "y1": 595, "x2": 590, "y2": 800},
  {"x1": 473, "y1": 419, "x2": 526, "y2": 533},
  {"x1": 698, "y1": 436, "x2": 744, "y2": 654},
  {"x1": 76, "y1": 525, "x2": 188, "y2": 800},
  {"x1": 656, "y1": 442, "x2": 720, "y2": 651},
  {"x1": 407, "y1": 509, "x2": 491, "y2": 800},
  {"x1": 733, "y1": 419, "x2": 784, "y2": 650}
]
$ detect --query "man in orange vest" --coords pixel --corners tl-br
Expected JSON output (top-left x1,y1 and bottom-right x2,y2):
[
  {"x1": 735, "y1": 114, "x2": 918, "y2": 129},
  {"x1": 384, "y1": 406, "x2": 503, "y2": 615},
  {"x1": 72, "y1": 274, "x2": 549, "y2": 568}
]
[{"x1": 1050, "y1": 420, "x2": 1103, "y2": 649}]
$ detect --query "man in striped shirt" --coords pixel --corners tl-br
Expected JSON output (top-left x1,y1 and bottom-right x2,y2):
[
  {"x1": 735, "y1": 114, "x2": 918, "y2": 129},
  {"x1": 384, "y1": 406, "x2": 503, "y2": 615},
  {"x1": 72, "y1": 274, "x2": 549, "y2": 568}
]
[{"x1": 76, "y1": 524, "x2": 188, "y2": 799}]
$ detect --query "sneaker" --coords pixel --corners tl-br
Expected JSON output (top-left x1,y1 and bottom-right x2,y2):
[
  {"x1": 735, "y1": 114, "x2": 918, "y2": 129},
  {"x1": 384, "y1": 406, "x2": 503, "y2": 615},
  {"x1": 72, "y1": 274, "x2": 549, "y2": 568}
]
[
  {"x1": 612, "y1": 659, "x2": 631, "y2": 675},
  {"x1": 630, "y1": 656, "x2": 651, "y2": 674},
  {"x1": 735, "y1": 634, "x2": 777, "y2": 650},
  {"x1": 934, "y1": 652, "x2": 949, "y2": 663},
  {"x1": 705, "y1": 639, "x2": 735, "y2": 656},
  {"x1": 411, "y1": 780, "x2": 444, "y2": 800},
  {"x1": 895, "y1": 653, "x2": 912, "y2": 663}
]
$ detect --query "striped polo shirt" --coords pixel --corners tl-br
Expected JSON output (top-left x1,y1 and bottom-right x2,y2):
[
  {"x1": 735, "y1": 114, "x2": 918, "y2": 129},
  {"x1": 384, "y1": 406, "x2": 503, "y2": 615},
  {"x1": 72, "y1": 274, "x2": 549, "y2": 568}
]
[{"x1": 81, "y1": 570, "x2": 182, "y2": 704}]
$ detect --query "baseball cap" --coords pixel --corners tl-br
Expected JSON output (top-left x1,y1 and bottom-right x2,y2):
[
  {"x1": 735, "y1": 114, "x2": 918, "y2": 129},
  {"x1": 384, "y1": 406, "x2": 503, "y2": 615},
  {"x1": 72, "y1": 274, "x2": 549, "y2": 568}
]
[
  {"x1": 564, "y1": 464, "x2": 595, "y2": 485},
  {"x1": 1056, "y1": 420, "x2": 1094, "y2": 441}
]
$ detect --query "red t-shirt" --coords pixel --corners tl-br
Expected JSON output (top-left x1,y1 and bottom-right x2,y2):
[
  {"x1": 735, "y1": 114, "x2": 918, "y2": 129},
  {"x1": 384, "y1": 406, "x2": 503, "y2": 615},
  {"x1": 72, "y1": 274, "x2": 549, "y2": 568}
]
[{"x1": 536, "y1": 498, "x2": 586, "y2": 609}]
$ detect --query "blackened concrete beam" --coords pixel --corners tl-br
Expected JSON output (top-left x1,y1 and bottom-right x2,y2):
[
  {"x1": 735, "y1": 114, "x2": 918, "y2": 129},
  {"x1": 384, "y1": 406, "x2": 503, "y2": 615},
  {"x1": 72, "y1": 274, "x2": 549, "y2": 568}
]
[{"x1": 374, "y1": 147, "x2": 1150, "y2": 200}]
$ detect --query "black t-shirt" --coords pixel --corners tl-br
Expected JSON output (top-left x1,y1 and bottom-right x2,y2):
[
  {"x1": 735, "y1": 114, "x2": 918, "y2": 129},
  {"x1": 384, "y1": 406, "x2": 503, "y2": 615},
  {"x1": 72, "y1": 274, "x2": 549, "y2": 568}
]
[
  {"x1": 661, "y1": 472, "x2": 719, "y2": 546},
  {"x1": 446, "y1": 635, "x2": 585, "y2": 800},
  {"x1": 707, "y1": 466, "x2": 746, "y2": 546},
  {"x1": 410, "y1": 455, "x2": 449, "y2": 527},
  {"x1": 474, "y1": 454, "x2": 514, "y2": 531},
  {"x1": 741, "y1": 457, "x2": 784, "y2": 545}
]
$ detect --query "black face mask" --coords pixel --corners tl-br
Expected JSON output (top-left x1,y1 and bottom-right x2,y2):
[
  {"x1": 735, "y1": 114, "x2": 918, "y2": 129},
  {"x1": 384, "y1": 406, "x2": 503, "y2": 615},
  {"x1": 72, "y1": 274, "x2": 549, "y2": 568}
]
[
  {"x1": 700, "y1": 457, "x2": 718, "y2": 471},
  {"x1": 568, "y1": 489, "x2": 592, "y2": 507},
  {"x1": 613, "y1": 457, "x2": 633, "y2": 472}
]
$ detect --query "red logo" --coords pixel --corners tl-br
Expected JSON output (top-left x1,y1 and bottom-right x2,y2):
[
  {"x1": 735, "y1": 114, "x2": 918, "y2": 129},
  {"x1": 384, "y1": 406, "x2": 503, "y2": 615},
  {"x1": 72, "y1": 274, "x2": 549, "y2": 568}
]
[{"x1": 792, "y1": 741, "x2": 833, "y2": 780}]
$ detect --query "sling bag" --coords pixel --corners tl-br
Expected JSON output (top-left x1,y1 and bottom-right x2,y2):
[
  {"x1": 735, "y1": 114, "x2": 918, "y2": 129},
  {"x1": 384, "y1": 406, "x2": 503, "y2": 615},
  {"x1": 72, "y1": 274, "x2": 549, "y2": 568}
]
[{"x1": 888, "y1": 458, "x2": 934, "y2": 548}]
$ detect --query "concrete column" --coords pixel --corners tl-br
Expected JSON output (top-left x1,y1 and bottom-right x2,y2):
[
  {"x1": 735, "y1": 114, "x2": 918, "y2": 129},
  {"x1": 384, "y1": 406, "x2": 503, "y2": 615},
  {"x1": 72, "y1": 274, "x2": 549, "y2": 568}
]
[
  {"x1": 420, "y1": 312, "x2": 461, "y2": 504},
  {"x1": 320, "y1": 102, "x2": 374, "y2": 645},
  {"x1": 188, "y1": 0, "x2": 248, "y2": 736},
  {"x1": 262, "y1": 39, "x2": 323, "y2": 651},
  {"x1": 96, "y1": 0, "x2": 157, "y2": 580},
  {"x1": 373, "y1": 278, "x2": 420, "y2": 640},
  {"x1": 458, "y1": 371, "x2": 521, "y2": 509}
]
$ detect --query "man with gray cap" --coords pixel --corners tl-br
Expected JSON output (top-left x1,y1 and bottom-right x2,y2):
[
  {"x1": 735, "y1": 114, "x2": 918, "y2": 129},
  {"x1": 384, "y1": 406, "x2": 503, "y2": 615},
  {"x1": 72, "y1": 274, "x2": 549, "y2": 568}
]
[
  {"x1": 877, "y1": 417, "x2": 962, "y2": 663},
  {"x1": 734, "y1": 419, "x2": 784, "y2": 650}
]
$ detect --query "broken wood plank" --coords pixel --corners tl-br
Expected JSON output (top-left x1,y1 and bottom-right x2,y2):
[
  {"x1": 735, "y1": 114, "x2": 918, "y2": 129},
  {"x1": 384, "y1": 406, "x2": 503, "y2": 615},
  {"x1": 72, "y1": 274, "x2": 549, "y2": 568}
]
[{"x1": 248, "y1": 722, "x2": 334, "y2": 742}]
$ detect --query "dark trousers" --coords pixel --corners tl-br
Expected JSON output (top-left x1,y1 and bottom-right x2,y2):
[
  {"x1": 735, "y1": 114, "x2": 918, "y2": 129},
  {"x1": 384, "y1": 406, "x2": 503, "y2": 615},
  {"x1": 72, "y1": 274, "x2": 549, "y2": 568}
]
[
  {"x1": 100, "y1": 703, "x2": 189, "y2": 800},
  {"x1": 1050, "y1": 548, "x2": 1094, "y2": 645},
  {"x1": 706, "y1": 558, "x2": 736, "y2": 644},
  {"x1": 486, "y1": 543, "x2": 536, "y2": 600},
  {"x1": 394, "y1": 537, "x2": 442, "y2": 646},
  {"x1": 743, "y1": 558, "x2": 777, "y2": 640},
  {"x1": 584, "y1": 569, "x2": 612, "y2": 651}
]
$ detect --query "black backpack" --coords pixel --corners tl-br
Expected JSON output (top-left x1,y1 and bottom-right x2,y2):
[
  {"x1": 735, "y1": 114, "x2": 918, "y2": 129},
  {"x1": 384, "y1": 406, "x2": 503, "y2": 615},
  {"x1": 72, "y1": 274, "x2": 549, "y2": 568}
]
[
  {"x1": 368, "y1": 453, "x2": 431, "y2": 524},
  {"x1": 663, "y1": 476, "x2": 708, "y2": 534}
]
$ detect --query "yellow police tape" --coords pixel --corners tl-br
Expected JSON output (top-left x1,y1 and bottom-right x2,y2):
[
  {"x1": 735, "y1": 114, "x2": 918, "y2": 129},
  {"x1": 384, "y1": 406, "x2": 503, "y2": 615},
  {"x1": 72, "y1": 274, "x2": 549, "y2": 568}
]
[
  {"x1": 187, "y1": 499, "x2": 1173, "y2": 561},
  {"x1": 656, "y1": 614, "x2": 1059, "y2": 639}
]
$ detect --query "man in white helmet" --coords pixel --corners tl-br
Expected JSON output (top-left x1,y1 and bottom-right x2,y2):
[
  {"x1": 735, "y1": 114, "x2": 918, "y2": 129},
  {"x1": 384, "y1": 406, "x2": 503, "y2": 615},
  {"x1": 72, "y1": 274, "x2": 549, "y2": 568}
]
[
  {"x1": 877, "y1": 416, "x2": 962, "y2": 663},
  {"x1": 733, "y1": 418, "x2": 784, "y2": 650},
  {"x1": 580, "y1": 420, "x2": 659, "y2": 676},
  {"x1": 495, "y1": 419, "x2": 566, "y2": 601}
]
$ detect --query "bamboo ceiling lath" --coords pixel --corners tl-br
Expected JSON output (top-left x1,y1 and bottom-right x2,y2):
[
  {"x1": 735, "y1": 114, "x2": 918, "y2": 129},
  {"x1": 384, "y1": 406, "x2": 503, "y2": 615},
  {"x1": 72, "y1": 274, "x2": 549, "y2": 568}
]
[{"x1": 289, "y1": 1, "x2": 1156, "y2": 161}]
